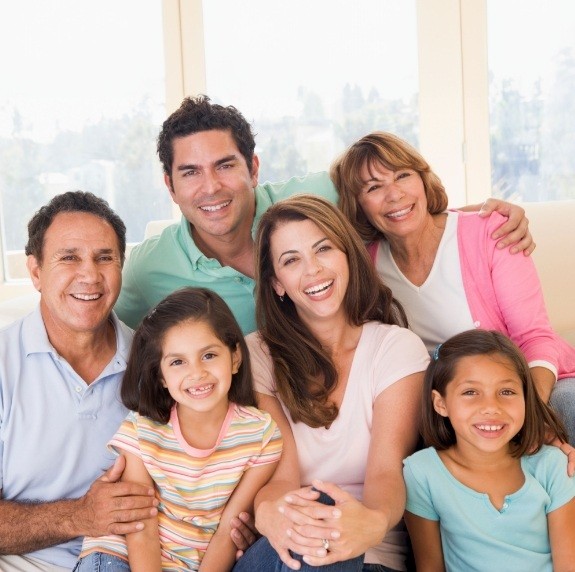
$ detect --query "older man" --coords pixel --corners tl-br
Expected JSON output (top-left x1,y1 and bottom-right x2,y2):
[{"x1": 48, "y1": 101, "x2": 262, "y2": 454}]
[{"x1": 0, "y1": 192, "x2": 157, "y2": 571}]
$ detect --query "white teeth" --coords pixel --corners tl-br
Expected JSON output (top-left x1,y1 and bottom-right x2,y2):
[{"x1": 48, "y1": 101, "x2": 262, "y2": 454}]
[
  {"x1": 476, "y1": 424, "x2": 503, "y2": 432},
  {"x1": 386, "y1": 206, "x2": 412, "y2": 218},
  {"x1": 304, "y1": 280, "x2": 333, "y2": 295},
  {"x1": 200, "y1": 201, "x2": 230, "y2": 212},
  {"x1": 72, "y1": 293, "x2": 101, "y2": 301},
  {"x1": 186, "y1": 384, "x2": 214, "y2": 395}
]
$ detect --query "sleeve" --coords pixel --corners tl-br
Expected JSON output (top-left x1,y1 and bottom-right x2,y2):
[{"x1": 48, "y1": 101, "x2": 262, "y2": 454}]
[
  {"x1": 245, "y1": 333, "x2": 277, "y2": 396},
  {"x1": 482, "y1": 213, "x2": 560, "y2": 374},
  {"x1": 531, "y1": 447, "x2": 575, "y2": 514},
  {"x1": 248, "y1": 414, "x2": 283, "y2": 468},
  {"x1": 108, "y1": 411, "x2": 143, "y2": 458},
  {"x1": 373, "y1": 326, "x2": 430, "y2": 396},
  {"x1": 114, "y1": 245, "x2": 151, "y2": 329},
  {"x1": 260, "y1": 171, "x2": 339, "y2": 204},
  {"x1": 403, "y1": 455, "x2": 440, "y2": 521}
]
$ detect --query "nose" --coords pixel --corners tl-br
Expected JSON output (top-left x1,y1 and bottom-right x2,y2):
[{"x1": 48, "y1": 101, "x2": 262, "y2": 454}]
[
  {"x1": 186, "y1": 364, "x2": 207, "y2": 382},
  {"x1": 385, "y1": 182, "x2": 404, "y2": 202},
  {"x1": 77, "y1": 259, "x2": 100, "y2": 282},
  {"x1": 305, "y1": 254, "x2": 322, "y2": 276},
  {"x1": 204, "y1": 168, "x2": 223, "y2": 195},
  {"x1": 479, "y1": 394, "x2": 502, "y2": 414}
]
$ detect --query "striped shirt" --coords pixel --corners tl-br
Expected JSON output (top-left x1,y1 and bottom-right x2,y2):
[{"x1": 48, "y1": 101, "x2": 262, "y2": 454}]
[{"x1": 80, "y1": 403, "x2": 282, "y2": 570}]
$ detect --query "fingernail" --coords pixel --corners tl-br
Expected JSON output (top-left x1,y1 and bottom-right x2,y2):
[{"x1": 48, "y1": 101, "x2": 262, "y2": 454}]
[
  {"x1": 284, "y1": 495, "x2": 293, "y2": 503},
  {"x1": 278, "y1": 506, "x2": 285, "y2": 514},
  {"x1": 286, "y1": 528, "x2": 292, "y2": 537},
  {"x1": 331, "y1": 531, "x2": 340, "y2": 539},
  {"x1": 332, "y1": 509, "x2": 341, "y2": 518}
]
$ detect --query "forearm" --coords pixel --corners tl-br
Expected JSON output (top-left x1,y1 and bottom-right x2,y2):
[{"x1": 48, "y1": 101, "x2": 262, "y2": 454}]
[
  {"x1": 126, "y1": 519, "x2": 162, "y2": 572},
  {"x1": 363, "y1": 470, "x2": 406, "y2": 533},
  {"x1": 531, "y1": 366, "x2": 556, "y2": 404},
  {"x1": 199, "y1": 530, "x2": 235, "y2": 572},
  {"x1": 253, "y1": 479, "x2": 296, "y2": 535},
  {"x1": 0, "y1": 497, "x2": 83, "y2": 554}
]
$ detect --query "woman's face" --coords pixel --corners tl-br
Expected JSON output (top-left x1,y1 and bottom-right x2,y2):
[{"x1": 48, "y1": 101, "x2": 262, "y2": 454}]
[
  {"x1": 270, "y1": 218, "x2": 349, "y2": 328},
  {"x1": 356, "y1": 160, "x2": 430, "y2": 242}
]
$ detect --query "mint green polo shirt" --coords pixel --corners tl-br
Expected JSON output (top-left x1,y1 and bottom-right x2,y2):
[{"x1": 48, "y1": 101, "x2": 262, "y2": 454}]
[{"x1": 115, "y1": 172, "x2": 338, "y2": 333}]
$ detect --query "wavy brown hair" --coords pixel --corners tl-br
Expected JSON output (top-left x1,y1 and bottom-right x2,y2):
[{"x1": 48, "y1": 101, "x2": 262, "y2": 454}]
[
  {"x1": 331, "y1": 131, "x2": 448, "y2": 242},
  {"x1": 255, "y1": 194, "x2": 408, "y2": 428},
  {"x1": 422, "y1": 329, "x2": 568, "y2": 456}
]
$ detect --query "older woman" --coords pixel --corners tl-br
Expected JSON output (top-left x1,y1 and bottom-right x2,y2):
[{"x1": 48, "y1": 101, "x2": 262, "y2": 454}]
[
  {"x1": 331, "y1": 131, "x2": 575, "y2": 445},
  {"x1": 233, "y1": 195, "x2": 429, "y2": 571}
]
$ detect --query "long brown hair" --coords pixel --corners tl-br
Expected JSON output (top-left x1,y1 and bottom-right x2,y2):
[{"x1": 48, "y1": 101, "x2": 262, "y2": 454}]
[
  {"x1": 255, "y1": 194, "x2": 408, "y2": 428},
  {"x1": 331, "y1": 131, "x2": 448, "y2": 242}
]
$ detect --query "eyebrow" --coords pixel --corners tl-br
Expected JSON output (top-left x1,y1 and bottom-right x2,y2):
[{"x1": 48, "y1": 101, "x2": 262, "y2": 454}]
[
  {"x1": 176, "y1": 154, "x2": 238, "y2": 172},
  {"x1": 277, "y1": 237, "x2": 328, "y2": 262},
  {"x1": 162, "y1": 343, "x2": 222, "y2": 359}
]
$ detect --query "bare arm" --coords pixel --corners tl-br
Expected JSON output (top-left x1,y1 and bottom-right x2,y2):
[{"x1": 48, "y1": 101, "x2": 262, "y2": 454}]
[
  {"x1": 459, "y1": 198, "x2": 534, "y2": 255},
  {"x1": 200, "y1": 461, "x2": 279, "y2": 572},
  {"x1": 404, "y1": 511, "x2": 445, "y2": 572},
  {"x1": 0, "y1": 455, "x2": 157, "y2": 554},
  {"x1": 548, "y1": 497, "x2": 575, "y2": 571},
  {"x1": 121, "y1": 450, "x2": 162, "y2": 572},
  {"x1": 295, "y1": 372, "x2": 424, "y2": 566}
]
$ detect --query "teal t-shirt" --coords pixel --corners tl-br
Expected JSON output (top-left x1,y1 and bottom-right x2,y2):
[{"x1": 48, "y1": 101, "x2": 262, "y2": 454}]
[
  {"x1": 403, "y1": 445, "x2": 575, "y2": 572},
  {"x1": 115, "y1": 172, "x2": 337, "y2": 333}
]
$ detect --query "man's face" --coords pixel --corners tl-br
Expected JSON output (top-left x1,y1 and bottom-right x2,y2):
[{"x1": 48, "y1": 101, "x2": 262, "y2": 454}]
[
  {"x1": 27, "y1": 211, "x2": 123, "y2": 336},
  {"x1": 165, "y1": 129, "x2": 259, "y2": 244}
]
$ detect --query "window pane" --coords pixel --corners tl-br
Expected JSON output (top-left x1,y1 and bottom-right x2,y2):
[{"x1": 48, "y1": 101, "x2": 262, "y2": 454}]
[
  {"x1": 0, "y1": 0, "x2": 169, "y2": 279},
  {"x1": 203, "y1": 0, "x2": 419, "y2": 184},
  {"x1": 488, "y1": 0, "x2": 575, "y2": 201}
]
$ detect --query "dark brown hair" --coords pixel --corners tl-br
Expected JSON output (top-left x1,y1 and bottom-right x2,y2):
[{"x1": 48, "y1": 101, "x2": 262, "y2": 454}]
[
  {"x1": 255, "y1": 194, "x2": 408, "y2": 428},
  {"x1": 331, "y1": 131, "x2": 448, "y2": 242},
  {"x1": 157, "y1": 94, "x2": 256, "y2": 179},
  {"x1": 422, "y1": 329, "x2": 568, "y2": 456},
  {"x1": 121, "y1": 287, "x2": 256, "y2": 423}
]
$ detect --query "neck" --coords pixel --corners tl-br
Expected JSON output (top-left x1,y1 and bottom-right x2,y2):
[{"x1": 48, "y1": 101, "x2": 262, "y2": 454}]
[
  {"x1": 191, "y1": 225, "x2": 255, "y2": 278},
  {"x1": 307, "y1": 315, "x2": 362, "y2": 356},
  {"x1": 387, "y1": 213, "x2": 446, "y2": 263},
  {"x1": 445, "y1": 440, "x2": 516, "y2": 472}
]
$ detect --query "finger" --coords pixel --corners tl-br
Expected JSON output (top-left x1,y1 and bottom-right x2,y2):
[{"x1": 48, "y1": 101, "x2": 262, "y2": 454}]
[
  {"x1": 238, "y1": 511, "x2": 258, "y2": 533},
  {"x1": 109, "y1": 505, "x2": 158, "y2": 527},
  {"x1": 492, "y1": 213, "x2": 528, "y2": 242},
  {"x1": 507, "y1": 230, "x2": 534, "y2": 254},
  {"x1": 277, "y1": 546, "x2": 302, "y2": 570},
  {"x1": 108, "y1": 521, "x2": 146, "y2": 535},
  {"x1": 292, "y1": 522, "x2": 340, "y2": 541},
  {"x1": 230, "y1": 524, "x2": 254, "y2": 550},
  {"x1": 102, "y1": 481, "x2": 155, "y2": 499},
  {"x1": 280, "y1": 502, "x2": 340, "y2": 524},
  {"x1": 99, "y1": 455, "x2": 125, "y2": 483},
  {"x1": 310, "y1": 479, "x2": 349, "y2": 505}
]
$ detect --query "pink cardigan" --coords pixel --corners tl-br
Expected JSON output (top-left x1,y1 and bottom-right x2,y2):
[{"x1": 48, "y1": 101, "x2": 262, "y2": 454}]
[{"x1": 368, "y1": 212, "x2": 575, "y2": 379}]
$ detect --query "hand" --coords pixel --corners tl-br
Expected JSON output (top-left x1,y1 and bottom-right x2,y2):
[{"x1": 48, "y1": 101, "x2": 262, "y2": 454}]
[
  {"x1": 255, "y1": 486, "x2": 338, "y2": 570},
  {"x1": 293, "y1": 480, "x2": 388, "y2": 567},
  {"x1": 478, "y1": 198, "x2": 535, "y2": 255},
  {"x1": 230, "y1": 511, "x2": 258, "y2": 560},
  {"x1": 72, "y1": 456, "x2": 158, "y2": 537}
]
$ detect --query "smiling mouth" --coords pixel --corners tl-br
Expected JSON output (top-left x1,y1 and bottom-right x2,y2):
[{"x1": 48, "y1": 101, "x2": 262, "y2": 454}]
[
  {"x1": 304, "y1": 280, "x2": 333, "y2": 296},
  {"x1": 386, "y1": 205, "x2": 413, "y2": 219},
  {"x1": 199, "y1": 200, "x2": 231, "y2": 212},
  {"x1": 71, "y1": 293, "x2": 102, "y2": 301},
  {"x1": 186, "y1": 384, "x2": 214, "y2": 397},
  {"x1": 475, "y1": 424, "x2": 504, "y2": 432}
]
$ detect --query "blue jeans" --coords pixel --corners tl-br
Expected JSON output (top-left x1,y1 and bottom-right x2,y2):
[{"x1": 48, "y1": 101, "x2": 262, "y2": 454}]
[
  {"x1": 550, "y1": 377, "x2": 575, "y2": 446},
  {"x1": 74, "y1": 553, "x2": 130, "y2": 572}
]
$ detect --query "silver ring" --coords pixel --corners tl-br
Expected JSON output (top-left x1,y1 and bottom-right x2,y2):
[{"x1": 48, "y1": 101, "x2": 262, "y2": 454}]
[{"x1": 322, "y1": 538, "x2": 330, "y2": 551}]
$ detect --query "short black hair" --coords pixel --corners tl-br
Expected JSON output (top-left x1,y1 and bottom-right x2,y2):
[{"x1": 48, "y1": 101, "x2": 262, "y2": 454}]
[{"x1": 157, "y1": 94, "x2": 256, "y2": 177}]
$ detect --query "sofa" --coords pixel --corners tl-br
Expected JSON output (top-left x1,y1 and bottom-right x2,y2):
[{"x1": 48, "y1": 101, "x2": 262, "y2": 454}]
[{"x1": 1, "y1": 201, "x2": 574, "y2": 345}]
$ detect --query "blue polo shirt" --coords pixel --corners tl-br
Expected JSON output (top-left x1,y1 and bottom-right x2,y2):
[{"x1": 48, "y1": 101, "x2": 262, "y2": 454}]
[
  {"x1": 115, "y1": 172, "x2": 338, "y2": 333},
  {"x1": 0, "y1": 307, "x2": 132, "y2": 568}
]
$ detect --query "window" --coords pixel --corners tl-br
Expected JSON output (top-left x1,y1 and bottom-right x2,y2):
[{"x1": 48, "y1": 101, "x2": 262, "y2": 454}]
[
  {"x1": 0, "y1": 0, "x2": 170, "y2": 281},
  {"x1": 487, "y1": 0, "x2": 575, "y2": 201},
  {"x1": 202, "y1": 0, "x2": 419, "y2": 184}
]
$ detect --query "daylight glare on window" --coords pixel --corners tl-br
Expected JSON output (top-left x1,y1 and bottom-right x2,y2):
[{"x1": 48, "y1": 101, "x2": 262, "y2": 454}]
[
  {"x1": 0, "y1": 0, "x2": 169, "y2": 279},
  {"x1": 202, "y1": 0, "x2": 419, "y2": 185},
  {"x1": 488, "y1": 0, "x2": 575, "y2": 201}
]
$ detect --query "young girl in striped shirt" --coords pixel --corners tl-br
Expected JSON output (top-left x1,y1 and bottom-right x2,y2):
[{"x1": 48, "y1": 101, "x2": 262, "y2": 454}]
[{"x1": 75, "y1": 287, "x2": 282, "y2": 572}]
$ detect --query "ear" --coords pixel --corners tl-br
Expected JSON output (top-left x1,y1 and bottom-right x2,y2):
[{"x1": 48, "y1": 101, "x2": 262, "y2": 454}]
[
  {"x1": 164, "y1": 173, "x2": 176, "y2": 199},
  {"x1": 231, "y1": 343, "x2": 242, "y2": 374},
  {"x1": 432, "y1": 389, "x2": 449, "y2": 417},
  {"x1": 271, "y1": 277, "x2": 285, "y2": 298},
  {"x1": 250, "y1": 154, "x2": 260, "y2": 188},
  {"x1": 26, "y1": 255, "x2": 42, "y2": 292}
]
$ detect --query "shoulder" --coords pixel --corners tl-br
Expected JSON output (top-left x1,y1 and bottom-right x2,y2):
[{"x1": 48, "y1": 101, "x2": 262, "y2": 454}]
[
  {"x1": 366, "y1": 322, "x2": 428, "y2": 358},
  {"x1": 258, "y1": 171, "x2": 337, "y2": 204},
  {"x1": 404, "y1": 446, "x2": 438, "y2": 470},
  {"x1": 458, "y1": 211, "x2": 507, "y2": 235}
]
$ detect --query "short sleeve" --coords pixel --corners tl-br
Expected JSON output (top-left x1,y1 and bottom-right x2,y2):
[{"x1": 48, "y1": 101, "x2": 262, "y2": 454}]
[
  {"x1": 108, "y1": 411, "x2": 142, "y2": 458},
  {"x1": 373, "y1": 326, "x2": 430, "y2": 397},
  {"x1": 245, "y1": 333, "x2": 276, "y2": 396},
  {"x1": 403, "y1": 454, "x2": 440, "y2": 521},
  {"x1": 249, "y1": 413, "x2": 283, "y2": 468}
]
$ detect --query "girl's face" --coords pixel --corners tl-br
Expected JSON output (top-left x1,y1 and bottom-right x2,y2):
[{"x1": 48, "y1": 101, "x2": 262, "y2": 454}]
[
  {"x1": 160, "y1": 319, "x2": 241, "y2": 417},
  {"x1": 270, "y1": 218, "x2": 350, "y2": 328},
  {"x1": 356, "y1": 160, "x2": 429, "y2": 242},
  {"x1": 432, "y1": 353, "x2": 525, "y2": 455}
]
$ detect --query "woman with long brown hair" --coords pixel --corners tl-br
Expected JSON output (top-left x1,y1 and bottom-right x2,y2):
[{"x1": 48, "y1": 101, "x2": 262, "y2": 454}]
[{"x1": 233, "y1": 194, "x2": 429, "y2": 572}]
